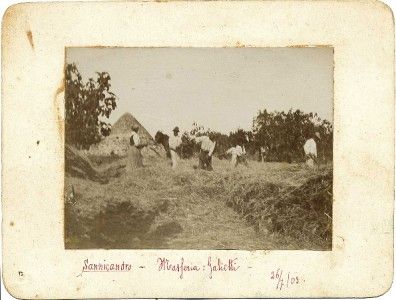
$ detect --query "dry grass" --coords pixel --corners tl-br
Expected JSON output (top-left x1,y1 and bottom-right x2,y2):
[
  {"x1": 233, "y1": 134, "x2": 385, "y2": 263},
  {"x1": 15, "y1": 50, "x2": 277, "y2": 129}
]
[{"x1": 65, "y1": 155, "x2": 332, "y2": 250}]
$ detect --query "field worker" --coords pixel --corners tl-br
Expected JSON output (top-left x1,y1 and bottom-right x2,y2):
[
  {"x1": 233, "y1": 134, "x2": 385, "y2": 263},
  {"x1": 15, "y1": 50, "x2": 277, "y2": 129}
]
[
  {"x1": 239, "y1": 145, "x2": 248, "y2": 166},
  {"x1": 226, "y1": 146, "x2": 238, "y2": 167},
  {"x1": 194, "y1": 135, "x2": 216, "y2": 171},
  {"x1": 168, "y1": 126, "x2": 182, "y2": 169},
  {"x1": 226, "y1": 144, "x2": 244, "y2": 167},
  {"x1": 260, "y1": 146, "x2": 268, "y2": 162},
  {"x1": 303, "y1": 131, "x2": 320, "y2": 168},
  {"x1": 127, "y1": 125, "x2": 144, "y2": 170}
]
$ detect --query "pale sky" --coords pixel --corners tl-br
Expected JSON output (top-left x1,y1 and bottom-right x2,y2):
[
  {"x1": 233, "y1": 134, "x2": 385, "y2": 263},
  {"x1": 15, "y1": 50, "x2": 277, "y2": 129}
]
[{"x1": 66, "y1": 47, "x2": 333, "y2": 137}]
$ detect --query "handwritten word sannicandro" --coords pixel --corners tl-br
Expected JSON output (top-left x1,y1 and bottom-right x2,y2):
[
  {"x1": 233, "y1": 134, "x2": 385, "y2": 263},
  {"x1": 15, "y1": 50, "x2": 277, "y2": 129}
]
[
  {"x1": 82, "y1": 259, "x2": 132, "y2": 273},
  {"x1": 157, "y1": 257, "x2": 240, "y2": 279}
]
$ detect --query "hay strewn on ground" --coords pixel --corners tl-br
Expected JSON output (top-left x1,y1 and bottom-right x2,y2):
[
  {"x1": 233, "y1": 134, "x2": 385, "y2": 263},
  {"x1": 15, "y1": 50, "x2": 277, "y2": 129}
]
[
  {"x1": 224, "y1": 169, "x2": 332, "y2": 249},
  {"x1": 65, "y1": 155, "x2": 332, "y2": 250}
]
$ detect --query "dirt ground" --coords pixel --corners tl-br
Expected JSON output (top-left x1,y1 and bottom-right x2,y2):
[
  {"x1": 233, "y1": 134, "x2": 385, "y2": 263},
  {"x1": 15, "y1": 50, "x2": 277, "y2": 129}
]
[{"x1": 65, "y1": 156, "x2": 332, "y2": 250}]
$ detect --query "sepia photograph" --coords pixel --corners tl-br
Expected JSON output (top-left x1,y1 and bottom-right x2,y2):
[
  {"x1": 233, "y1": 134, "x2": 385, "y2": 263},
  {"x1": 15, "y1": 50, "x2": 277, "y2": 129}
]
[
  {"x1": 2, "y1": 1, "x2": 394, "y2": 298},
  {"x1": 64, "y1": 47, "x2": 333, "y2": 251}
]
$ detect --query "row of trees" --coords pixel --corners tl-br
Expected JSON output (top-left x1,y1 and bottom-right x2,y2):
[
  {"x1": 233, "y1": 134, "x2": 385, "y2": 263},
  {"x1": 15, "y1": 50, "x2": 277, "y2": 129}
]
[
  {"x1": 65, "y1": 63, "x2": 333, "y2": 162},
  {"x1": 177, "y1": 110, "x2": 333, "y2": 163}
]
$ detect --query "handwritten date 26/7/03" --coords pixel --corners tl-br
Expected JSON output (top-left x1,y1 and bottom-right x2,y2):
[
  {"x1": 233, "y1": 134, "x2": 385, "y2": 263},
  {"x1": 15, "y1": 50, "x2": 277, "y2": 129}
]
[{"x1": 270, "y1": 268, "x2": 304, "y2": 290}]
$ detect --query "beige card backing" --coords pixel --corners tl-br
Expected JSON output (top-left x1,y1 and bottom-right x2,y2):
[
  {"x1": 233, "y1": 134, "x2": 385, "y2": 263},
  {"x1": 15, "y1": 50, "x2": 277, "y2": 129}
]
[{"x1": 1, "y1": 1, "x2": 394, "y2": 298}]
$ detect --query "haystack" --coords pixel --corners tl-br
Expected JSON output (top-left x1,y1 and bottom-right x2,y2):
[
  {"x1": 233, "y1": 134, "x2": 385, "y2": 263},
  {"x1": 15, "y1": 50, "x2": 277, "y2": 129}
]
[
  {"x1": 110, "y1": 112, "x2": 153, "y2": 140},
  {"x1": 88, "y1": 113, "x2": 166, "y2": 158}
]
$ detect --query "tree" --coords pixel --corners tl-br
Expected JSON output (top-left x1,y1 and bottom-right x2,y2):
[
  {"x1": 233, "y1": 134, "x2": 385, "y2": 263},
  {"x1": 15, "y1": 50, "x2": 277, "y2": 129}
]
[
  {"x1": 65, "y1": 63, "x2": 117, "y2": 149},
  {"x1": 252, "y1": 109, "x2": 333, "y2": 162}
]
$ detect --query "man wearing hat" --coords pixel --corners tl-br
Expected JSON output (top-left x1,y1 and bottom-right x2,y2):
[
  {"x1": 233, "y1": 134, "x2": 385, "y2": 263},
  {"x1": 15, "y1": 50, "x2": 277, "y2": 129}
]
[
  {"x1": 303, "y1": 131, "x2": 321, "y2": 168},
  {"x1": 168, "y1": 126, "x2": 182, "y2": 169}
]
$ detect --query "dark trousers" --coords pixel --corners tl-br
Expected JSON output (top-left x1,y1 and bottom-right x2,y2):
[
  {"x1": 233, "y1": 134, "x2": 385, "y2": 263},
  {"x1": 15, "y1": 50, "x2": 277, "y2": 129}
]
[
  {"x1": 237, "y1": 155, "x2": 248, "y2": 167},
  {"x1": 199, "y1": 150, "x2": 213, "y2": 171}
]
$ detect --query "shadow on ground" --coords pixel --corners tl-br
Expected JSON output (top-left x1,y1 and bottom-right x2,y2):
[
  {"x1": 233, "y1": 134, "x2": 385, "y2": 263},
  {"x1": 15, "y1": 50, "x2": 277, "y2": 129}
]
[{"x1": 65, "y1": 199, "x2": 182, "y2": 249}]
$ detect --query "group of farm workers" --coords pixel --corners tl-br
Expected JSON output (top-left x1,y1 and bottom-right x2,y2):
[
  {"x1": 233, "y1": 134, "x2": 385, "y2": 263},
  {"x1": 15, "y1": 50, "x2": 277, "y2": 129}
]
[
  {"x1": 127, "y1": 125, "x2": 321, "y2": 172},
  {"x1": 168, "y1": 126, "x2": 216, "y2": 171},
  {"x1": 127, "y1": 125, "x2": 216, "y2": 171}
]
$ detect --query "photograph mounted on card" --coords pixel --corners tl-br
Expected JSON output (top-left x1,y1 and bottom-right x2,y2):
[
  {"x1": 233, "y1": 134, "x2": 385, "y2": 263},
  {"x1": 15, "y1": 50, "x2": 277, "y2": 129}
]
[
  {"x1": 1, "y1": 1, "x2": 394, "y2": 299},
  {"x1": 64, "y1": 47, "x2": 333, "y2": 251}
]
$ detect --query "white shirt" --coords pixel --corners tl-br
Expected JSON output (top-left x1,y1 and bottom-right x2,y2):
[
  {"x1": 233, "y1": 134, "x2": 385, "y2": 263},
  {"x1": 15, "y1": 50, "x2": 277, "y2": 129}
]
[
  {"x1": 194, "y1": 136, "x2": 216, "y2": 155},
  {"x1": 226, "y1": 147, "x2": 237, "y2": 156},
  {"x1": 131, "y1": 132, "x2": 140, "y2": 147},
  {"x1": 303, "y1": 138, "x2": 317, "y2": 157},
  {"x1": 226, "y1": 145, "x2": 244, "y2": 156},
  {"x1": 169, "y1": 134, "x2": 182, "y2": 150}
]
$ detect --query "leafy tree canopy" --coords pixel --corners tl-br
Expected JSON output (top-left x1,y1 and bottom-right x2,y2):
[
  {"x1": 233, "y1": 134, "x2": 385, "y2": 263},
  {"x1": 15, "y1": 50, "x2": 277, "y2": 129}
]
[{"x1": 65, "y1": 63, "x2": 117, "y2": 149}]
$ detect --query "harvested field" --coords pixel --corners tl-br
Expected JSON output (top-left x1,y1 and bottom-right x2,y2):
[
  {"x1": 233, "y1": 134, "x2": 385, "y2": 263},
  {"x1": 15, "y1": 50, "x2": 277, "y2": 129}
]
[{"x1": 65, "y1": 156, "x2": 332, "y2": 250}]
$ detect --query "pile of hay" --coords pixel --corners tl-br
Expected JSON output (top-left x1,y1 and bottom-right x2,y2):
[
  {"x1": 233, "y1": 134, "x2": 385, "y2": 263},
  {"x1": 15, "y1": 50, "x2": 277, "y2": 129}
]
[
  {"x1": 65, "y1": 157, "x2": 333, "y2": 250},
  {"x1": 110, "y1": 112, "x2": 153, "y2": 139},
  {"x1": 87, "y1": 112, "x2": 167, "y2": 159},
  {"x1": 65, "y1": 144, "x2": 125, "y2": 184},
  {"x1": 65, "y1": 144, "x2": 109, "y2": 183},
  {"x1": 87, "y1": 134, "x2": 166, "y2": 159},
  {"x1": 225, "y1": 169, "x2": 332, "y2": 249}
]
